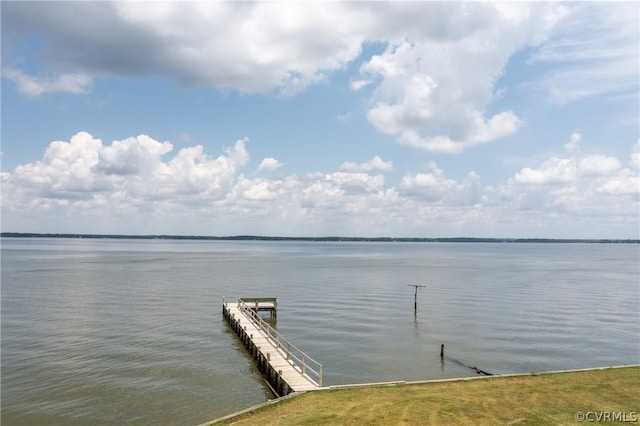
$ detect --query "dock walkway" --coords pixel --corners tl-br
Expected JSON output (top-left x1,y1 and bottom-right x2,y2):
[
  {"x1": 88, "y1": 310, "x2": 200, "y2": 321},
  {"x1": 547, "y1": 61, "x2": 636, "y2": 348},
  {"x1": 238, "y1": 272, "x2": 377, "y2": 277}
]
[{"x1": 223, "y1": 298, "x2": 322, "y2": 396}]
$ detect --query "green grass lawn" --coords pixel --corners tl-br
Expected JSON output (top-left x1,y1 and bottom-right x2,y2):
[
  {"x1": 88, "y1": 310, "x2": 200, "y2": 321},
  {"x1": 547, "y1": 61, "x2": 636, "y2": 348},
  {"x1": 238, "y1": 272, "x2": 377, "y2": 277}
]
[{"x1": 212, "y1": 366, "x2": 639, "y2": 425}]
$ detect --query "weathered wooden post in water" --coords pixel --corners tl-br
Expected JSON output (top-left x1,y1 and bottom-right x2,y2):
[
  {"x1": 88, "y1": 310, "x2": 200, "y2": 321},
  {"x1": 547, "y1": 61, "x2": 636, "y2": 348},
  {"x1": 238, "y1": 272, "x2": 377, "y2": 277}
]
[{"x1": 408, "y1": 284, "x2": 426, "y2": 315}]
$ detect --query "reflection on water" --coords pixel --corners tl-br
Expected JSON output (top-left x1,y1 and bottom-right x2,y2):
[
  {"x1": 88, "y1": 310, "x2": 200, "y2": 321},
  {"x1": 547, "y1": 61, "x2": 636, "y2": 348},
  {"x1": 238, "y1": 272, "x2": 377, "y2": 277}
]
[{"x1": 2, "y1": 238, "x2": 638, "y2": 425}]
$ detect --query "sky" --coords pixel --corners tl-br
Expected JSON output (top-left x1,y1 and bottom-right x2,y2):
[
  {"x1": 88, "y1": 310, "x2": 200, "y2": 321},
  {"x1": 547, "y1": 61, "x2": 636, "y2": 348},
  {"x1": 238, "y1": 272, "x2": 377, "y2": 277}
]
[{"x1": 1, "y1": 1, "x2": 638, "y2": 238}]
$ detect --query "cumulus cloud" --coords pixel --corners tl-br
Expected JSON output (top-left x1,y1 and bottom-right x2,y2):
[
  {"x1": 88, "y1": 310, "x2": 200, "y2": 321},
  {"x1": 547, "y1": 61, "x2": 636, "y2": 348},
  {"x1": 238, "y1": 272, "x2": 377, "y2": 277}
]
[
  {"x1": 257, "y1": 158, "x2": 283, "y2": 172},
  {"x1": 513, "y1": 134, "x2": 635, "y2": 186},
  {"x1": 162, "y1": 140, "x2": 249, "y2": 199},
  {"x1": 596, "y1": 170, "x2": 639, "y2": 196},
  {"x1": 399, "y1": 162, "x2": 460, "y2": 201},
  {"x1": 503, "y1": 134, "x2": 639, "y2": 227},
  {"x1": 4, "y1": 1, "x2": 606, "y2": 152},
  {"x1": 2, "y1": 132, "x2": 638, "y2": 237},
  {"x1": 2, "y1": 2, "x2": 369, "y2": 96},
  {"x1": 565, "y1": 132, "x2": 582, "y2": 154},
  {"x1": 578, "y1": 155, "x2": 621, "y2": 177},
  {"x1": 339, "y1": 156, "x2": 393, "y2": 173},
  {"x1": 4, "y1": 2, "x2": 634, "y2": 162},
  {"x1": 4, "y1": 132, "x2": 249, "y2": 207},
  {"x1": 513, "y1": 157, "x2": 577, "y2": 185},
  {"x1": 350, "y1": 79, "x2": 372, "y2": 91},
  {"x1": 237, "y1": 177, "x2": 279, "y2": 202},
  {"x1": 12, "y1": 132, "x2": 110, "y2": 199},
  {"x1": 96, "y1": 135, "x2": 173, "y2": 176},
  {"x1": 360, "y1": 3, "x2": 563, "y2": 153}
]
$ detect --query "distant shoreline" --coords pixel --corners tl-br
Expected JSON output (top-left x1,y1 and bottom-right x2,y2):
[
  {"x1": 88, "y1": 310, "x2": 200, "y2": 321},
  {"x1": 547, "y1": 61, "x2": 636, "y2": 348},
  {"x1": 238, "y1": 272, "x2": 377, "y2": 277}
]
[{"x1": 1, "y1": 232, "x2": 638, "y2": 244}]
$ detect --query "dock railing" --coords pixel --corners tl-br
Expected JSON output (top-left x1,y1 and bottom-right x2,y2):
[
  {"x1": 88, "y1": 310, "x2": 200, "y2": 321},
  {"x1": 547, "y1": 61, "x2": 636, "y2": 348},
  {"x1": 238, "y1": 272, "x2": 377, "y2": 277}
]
[
  {"x1": 236, "y1": 298, "x2": 323, "y2": 387},
  {"x1": 238, "y1": 297, "x2": 277, "y2": 314}
]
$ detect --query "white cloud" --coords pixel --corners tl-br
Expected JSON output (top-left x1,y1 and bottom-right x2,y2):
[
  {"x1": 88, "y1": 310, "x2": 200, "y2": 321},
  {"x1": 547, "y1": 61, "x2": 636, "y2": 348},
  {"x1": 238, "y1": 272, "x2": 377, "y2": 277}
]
[
  {"x1": 596, "y1": 171, "x2": 639, "y2": 196},
  {"x1": 5, "y1": 2, "x2": 633, "y2": 160},
  {"x1": 299, "y1": 172, "x2": 385, "y2": 209},
  {"x1": 399, "y1": 162, "x2": 459, "y2": 200},
  {"x1": 3, "y1": 68, "x2": 92, "y2": 97},
  {"x1": 4, "y1": 132, "x2": 249, "y2": 207},
  {"x1": 513, "y1": 157, "x2": 577, "y2": 185},
  {"x1": 350, "y1": 79, "x2": 372, "y2": 91},
  {"x1": 528, "y1": 3, "x2": 639, "y2": 104},
  {"x1": 631, "y1": 142, "x2": 640, "y2": 170},
  {"x1": 388, "y1": 112, "x2": 521, "y2": 154},
  {"x1": 578, "y1": 155, "x2": 621, "y2": 177},
  {"x1": 564, "y1": 132, "x2": 582, "y2": 154},
  {"x1": 360, "y1": 3, "x2": 563, "y2": 153},
  {"x1": 3, "y1": 2, "x2": 569, "y2": 144},
  {"x1": 501, "y1": 135, "x2": 639, "y2": 232},
  {"x1": 12, "y1": 132, "x2": 110, "y2": 198},
  {"x1": 513, "y1": 135, "x2": 637, "y2": 189},
  {"x1": 339, "y1": 156, "x2": 393, "y2": 173},
  {"x1": 3, "y1": 2, "x2": 370, "y2": 96},
  {"x1": 238, "y1": 177, "x2": 279, "y2": 202},
  {"x1": 163, "y1": 142, "x2": 247, "y2": 199},
  {"x1": 2, "y1": 133, "x2": 638, "y2": 238},
  {"x1": 96, "y1": 135, "x2": 173, "y2": 176},
  {"x1": 257, "y1": 158, "x2": 283, "y2": 172}
]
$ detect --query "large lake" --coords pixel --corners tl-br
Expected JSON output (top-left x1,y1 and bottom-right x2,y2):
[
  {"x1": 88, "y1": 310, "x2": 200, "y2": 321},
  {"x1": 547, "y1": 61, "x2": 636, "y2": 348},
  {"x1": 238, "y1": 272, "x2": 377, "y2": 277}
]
[{"x1": 1, "y1": 238, "x2": 638, "y2": 425}]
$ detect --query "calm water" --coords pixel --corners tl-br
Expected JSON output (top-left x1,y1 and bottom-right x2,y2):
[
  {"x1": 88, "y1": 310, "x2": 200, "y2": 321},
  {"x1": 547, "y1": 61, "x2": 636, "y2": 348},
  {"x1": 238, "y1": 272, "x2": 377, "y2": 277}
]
[{"x1": 2, "y1": 238, "x2": 639, "y2": 425}]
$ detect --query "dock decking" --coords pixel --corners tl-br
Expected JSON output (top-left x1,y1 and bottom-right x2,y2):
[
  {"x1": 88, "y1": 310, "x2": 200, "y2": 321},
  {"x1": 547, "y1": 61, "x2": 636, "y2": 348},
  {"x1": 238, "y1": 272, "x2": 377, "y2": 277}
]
[
  {"x1": 236, "y1": 297, "x2": 277, "y2": 318},
  {"x1": 223, "y1": 298, "x2": 322, "y2": 396}
]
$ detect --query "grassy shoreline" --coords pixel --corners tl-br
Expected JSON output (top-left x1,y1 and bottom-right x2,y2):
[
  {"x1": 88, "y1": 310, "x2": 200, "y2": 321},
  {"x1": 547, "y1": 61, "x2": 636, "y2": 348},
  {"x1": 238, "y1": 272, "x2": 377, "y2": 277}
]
[{"x1": 207, "y1": 366, "x2": 639, "y2": 425}]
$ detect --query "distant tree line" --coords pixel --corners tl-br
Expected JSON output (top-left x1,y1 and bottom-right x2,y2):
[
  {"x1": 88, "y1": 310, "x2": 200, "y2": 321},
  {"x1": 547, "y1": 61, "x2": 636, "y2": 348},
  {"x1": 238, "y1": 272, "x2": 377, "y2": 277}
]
[{"x1": 1, "y1": 232, "x2": 638, "y2": 244}]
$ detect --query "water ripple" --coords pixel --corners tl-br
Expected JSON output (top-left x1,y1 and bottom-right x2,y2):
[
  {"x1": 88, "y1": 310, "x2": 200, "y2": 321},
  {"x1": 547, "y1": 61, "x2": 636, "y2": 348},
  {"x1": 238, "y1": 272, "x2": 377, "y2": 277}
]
[{"x1": 2, "y1": 239, "x2": 638, "y2": 425}]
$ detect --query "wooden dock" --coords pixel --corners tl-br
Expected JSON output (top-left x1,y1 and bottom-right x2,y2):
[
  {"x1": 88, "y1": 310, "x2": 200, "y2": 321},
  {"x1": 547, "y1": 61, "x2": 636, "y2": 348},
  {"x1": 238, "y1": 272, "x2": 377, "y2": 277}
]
[
  {"x1": 236, "y1": 297, "x2": 278, "y2": 318},
  {"x1": 223, "y1": 298, "x2": 322, "y2": 396}
]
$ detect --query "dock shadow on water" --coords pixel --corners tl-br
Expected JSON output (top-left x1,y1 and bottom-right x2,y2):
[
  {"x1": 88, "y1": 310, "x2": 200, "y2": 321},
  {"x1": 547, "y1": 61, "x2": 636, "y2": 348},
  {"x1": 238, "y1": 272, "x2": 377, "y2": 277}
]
[{"x1": 223, "y1": 320, "x2": 278, "y2": 399}]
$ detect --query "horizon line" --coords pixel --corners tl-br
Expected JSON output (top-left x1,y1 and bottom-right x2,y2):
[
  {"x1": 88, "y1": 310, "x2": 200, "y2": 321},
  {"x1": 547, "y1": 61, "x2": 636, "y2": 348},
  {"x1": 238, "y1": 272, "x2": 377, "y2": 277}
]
[{"x1": 1, "y1": 232, "x2": 638, "y2": 243}]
